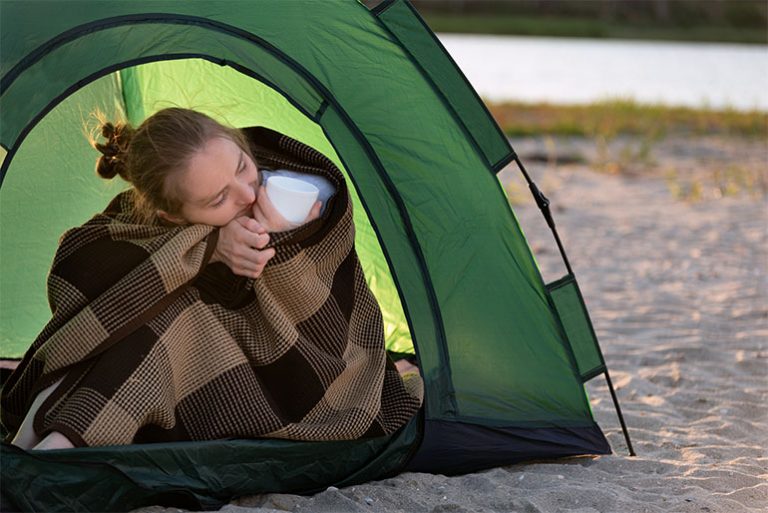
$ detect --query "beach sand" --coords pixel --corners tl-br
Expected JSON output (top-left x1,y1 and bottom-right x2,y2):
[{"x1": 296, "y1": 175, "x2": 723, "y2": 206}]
[{"x1": 134, "y1": 133, "x2": 765, "y2": 512}]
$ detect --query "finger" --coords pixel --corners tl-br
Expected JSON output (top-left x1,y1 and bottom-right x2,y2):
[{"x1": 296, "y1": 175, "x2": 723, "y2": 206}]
[
  {"x1": 253, "y1": 232, "x2": 270, "y2": 250},
  {"x1": 257, "y1": 186, "x2": 289, "y2": 222},
  {"x1": 237, "y1": 232, "x2": 269, "y2": 252},
  {"x1": 249, "y1": 206, "x2": 267, "y2": 230},
  {"x1": 235, "y1": 216, "x2": 251, "y2": 229},
  {"x1": 236, "y1": 245, "x2": 274, "y2": 267},
  {"x1": 254, "y1": 247, "x2": 276, "y2": 265},
  {"x1": 229, "y1": 223, "x2": 270, "y2": 249},
  {"x1": 236, "y1": 216, "x2": 265, "y2": 234},
  {"x1": 239, "y1": 248, "x2": 275, "y2": 279},
  {"x1": 257, "y1": 187, "x2": 275, "y2": 217},
  {"x1": 307, "y1": 201, "x2": 322, "y2": 221}
]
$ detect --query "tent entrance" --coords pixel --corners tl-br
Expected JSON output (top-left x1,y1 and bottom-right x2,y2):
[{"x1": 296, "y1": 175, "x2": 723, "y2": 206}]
[{"x1": 0, "y1": 58, "x2": 414, "y2": 359}]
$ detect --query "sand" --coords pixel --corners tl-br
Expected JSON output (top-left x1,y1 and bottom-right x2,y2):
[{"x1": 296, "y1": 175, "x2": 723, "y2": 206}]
[{"x1": 127, "y1": 133, "x2": 768, "y2": 512}]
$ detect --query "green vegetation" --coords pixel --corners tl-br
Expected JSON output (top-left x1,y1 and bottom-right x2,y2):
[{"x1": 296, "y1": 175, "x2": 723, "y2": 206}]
[
  {"x1": 423, "y1": 14, "x2": 610, "y2": 39},
  {"x1": 487, "y1": 100, "x2": 768, "y2": 139},
  {"x1": 402, "y1": 0, "x2": 768, "y2": 45},
  {"x1": 491, "y1": 100, "x2": 767, "y2": 198},
  {"x1": 422, "y1": 13, "x2": 767, "y2": 45},
  {"x1": 665, "y1": 165, "x2": 767, "y2": 202}
]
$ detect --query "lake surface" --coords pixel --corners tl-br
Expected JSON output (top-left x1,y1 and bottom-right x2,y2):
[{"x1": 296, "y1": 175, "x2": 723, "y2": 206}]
[{"x1": 437, "y1": 34, "x2": 768, "y2": 111}]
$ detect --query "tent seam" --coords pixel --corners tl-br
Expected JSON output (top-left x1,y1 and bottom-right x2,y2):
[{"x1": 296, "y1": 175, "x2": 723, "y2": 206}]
[
  {"x1": 317, "y1": 107, "x2": 455, "y2": 418},
  {"x1": 0, "y1": 53, "x2": 321, "y2": 185},
  {"x1": 375, "y1": 0, "x2": 514, "y2": 172}
]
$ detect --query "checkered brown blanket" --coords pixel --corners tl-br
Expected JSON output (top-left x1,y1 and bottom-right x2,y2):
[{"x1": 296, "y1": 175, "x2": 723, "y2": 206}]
[{"x1": 1, "y1": 127, "x2": 422, "y2": 447}]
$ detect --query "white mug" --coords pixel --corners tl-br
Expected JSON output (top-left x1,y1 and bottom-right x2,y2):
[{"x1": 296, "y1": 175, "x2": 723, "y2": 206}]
[{"x1": 265, "y1": 176, "x2": 320, "y2": 224}]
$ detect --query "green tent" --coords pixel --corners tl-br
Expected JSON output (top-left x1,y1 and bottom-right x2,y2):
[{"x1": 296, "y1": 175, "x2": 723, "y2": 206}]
[{"x1": 0, "y1": 0, "x2": 632, "y2": 511}]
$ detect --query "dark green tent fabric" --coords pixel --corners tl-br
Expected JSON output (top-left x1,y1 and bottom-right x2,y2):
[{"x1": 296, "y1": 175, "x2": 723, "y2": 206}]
[
  {"x1": 548, "y1": 275, "x2": 607, "y2": 382},
  {"x1": 0, "y1": 414, "x2": 421, "y2": 512},
  {"x1": 0, "y1": 1, "x2": 614, "y2": 510}
]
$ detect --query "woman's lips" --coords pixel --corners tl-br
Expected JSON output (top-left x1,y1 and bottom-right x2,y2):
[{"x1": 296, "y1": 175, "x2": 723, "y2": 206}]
[{"x1": 239, "y1": 205, "x2": 254, "y2": 218}]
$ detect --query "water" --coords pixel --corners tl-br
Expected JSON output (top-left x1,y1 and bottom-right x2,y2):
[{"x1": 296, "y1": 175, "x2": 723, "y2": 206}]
[{"x1": 438, "y1": 34, "x2": 768, "y2": 111}]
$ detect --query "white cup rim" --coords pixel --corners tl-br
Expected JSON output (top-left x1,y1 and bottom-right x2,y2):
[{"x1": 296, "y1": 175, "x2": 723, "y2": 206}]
[{"x1": 267, "y1": 175, "x2": 319, "y2": 195}]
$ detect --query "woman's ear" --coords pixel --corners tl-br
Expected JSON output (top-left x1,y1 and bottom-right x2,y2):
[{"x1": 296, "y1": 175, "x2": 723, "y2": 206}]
[{"x1": 156, "y1": 210, "x2": 186, "y2": 225}]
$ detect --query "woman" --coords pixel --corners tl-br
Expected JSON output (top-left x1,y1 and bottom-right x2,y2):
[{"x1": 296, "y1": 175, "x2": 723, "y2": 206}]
[{"x1": 1, "y1": 108, "x2": 422, "y2": 450}]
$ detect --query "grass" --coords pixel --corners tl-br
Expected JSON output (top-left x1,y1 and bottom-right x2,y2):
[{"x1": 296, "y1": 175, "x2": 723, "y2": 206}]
[
  {"x1": 422, "y1": 14, "x2": 768, "y2": 45},
  {"x1": 487, "y1": 99, "x2": 768, "y2": 139},
  {"x1": 665, "y1": 165, "x2": 768, "y2": 202},
  {"x1": 492, "y1": 100, "x2": 768, "y2": 200}
]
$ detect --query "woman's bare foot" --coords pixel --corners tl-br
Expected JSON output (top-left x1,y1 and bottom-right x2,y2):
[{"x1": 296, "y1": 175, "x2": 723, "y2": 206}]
[
  {"x1": 33, "y1": 431, "x2": 75, "y2": 450},
  {"x1": 11, "y1": 377, "x2": 64, "y2": 449}
]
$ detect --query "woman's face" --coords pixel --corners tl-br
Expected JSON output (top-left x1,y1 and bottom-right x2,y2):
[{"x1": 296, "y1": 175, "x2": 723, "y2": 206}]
[{"x1": 164, "y1": 136, "x2": 260, "y2": 227}]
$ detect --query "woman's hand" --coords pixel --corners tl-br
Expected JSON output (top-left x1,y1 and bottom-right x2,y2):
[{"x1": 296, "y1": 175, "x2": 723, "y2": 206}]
[
  {"x1": 251, "y1": 185, "x2": 322, "y2": 233},
  {"x1": 210, "y1": 217, "x2": 276, "y2": 279}
]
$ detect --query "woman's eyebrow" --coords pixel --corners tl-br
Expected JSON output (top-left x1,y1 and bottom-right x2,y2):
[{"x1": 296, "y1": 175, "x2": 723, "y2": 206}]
[{"x1": 199, "y1": 152, "x2": 244, "y2": 205}]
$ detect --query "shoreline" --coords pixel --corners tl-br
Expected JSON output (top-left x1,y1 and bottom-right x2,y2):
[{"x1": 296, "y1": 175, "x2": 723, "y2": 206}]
[
  {"x1": 486, "y1": 100, "x2": 768, "y2": 139},
  {"x1": 413, "y1": 7, "x2": 768, "y2": 46}
]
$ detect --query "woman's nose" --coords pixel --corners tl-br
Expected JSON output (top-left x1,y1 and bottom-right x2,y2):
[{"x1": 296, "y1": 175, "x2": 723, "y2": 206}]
[{"x1": 236, "y1": 180, "x2": 256, "y2": 205}]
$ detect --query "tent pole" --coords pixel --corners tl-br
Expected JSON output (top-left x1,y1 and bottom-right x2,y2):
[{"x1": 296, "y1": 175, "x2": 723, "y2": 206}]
[
  {"x1": 512, "y1": 155, "x2": 635, "y2": 456},
  {"x1": 603, "y1": 369, "x2": 636, "y2": 456},
  {"x1": 512, "y1": 155, "x2": 573, "y2": 276}
]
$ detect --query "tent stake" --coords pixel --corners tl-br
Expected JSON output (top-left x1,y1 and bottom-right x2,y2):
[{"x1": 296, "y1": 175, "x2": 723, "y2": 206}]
[{"x1": 603, "y1": 369, "x2": 636, "y2": 456}]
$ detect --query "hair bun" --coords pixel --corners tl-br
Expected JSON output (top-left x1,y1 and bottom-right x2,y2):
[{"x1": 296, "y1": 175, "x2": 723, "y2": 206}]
[{"x1": 94, "y1": 122, "x2": 133, "y2": 180}]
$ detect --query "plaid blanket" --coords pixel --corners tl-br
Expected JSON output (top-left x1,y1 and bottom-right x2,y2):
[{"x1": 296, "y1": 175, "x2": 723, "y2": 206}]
[{"x1": 1, "y1": 127, "x2": 422, "y2": 447}]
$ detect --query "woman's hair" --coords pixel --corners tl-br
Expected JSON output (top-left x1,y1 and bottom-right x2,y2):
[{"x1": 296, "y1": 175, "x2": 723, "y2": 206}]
[{"x1": 92, "y1": 108, "x2": 254, "y2": 220}]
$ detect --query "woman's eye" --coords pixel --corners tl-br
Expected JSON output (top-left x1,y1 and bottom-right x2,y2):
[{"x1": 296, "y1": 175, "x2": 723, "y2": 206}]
[{"x1": 211, "y1": 194, "x2": 226, "y2": 207}]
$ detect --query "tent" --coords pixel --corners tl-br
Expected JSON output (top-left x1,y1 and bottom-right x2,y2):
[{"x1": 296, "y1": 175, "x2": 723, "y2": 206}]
[{"x1": 0, "y1": 0, "x2": 633, "y2": 510}]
